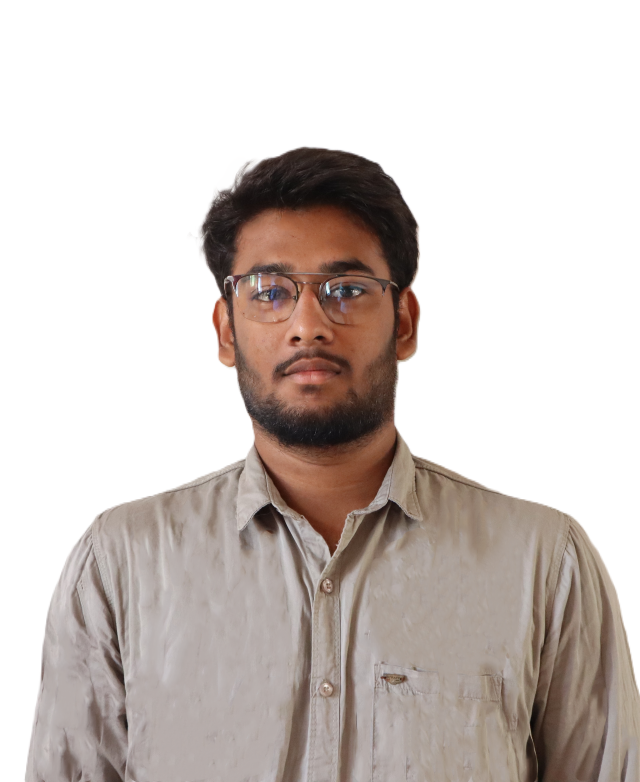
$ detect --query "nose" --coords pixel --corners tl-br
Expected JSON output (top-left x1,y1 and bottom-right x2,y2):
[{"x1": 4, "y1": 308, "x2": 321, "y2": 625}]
[{"x1": 283, "y1": 283, "x2": 335, "y2": 345}]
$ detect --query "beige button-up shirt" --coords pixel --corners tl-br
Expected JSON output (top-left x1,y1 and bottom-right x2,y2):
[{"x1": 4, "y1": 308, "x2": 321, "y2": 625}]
[{"x1": 27, "y1": 435, "x2": 640, "y2": 781}]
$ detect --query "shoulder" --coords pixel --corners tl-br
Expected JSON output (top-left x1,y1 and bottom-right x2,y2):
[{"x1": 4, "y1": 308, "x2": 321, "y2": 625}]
[
  {"x1": 91, "y1": 458, "x2": 246, "y2": 546},
  {"x1": 412, "y1": 455, "x2": 490, "y2": 491},
  {"x1": 411, "y1": 453, "x2": 571, "y2": 581},
  {"x1": 52, "y1": 525, "x2": 97, "y2": 596},
  {"x1": 413, "y1": 453, "x2": 569, "y2": 526}
]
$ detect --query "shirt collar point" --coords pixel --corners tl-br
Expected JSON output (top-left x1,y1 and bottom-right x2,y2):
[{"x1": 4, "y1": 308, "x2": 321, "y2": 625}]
[
  {"x1": 386, "y1": 433, "x2": 424, "y2": 522},
  {"x1": 387, "y1": 492, "x2": 423, "y2": 522}
]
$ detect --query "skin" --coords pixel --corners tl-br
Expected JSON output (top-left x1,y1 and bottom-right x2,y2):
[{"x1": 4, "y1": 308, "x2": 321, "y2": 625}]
[{"x1": 213, "y1": 205, "x2": 420, "y2": 553}]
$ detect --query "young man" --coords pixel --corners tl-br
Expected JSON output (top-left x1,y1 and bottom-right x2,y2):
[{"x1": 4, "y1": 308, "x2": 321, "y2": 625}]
[{"x1": 27, "y1": 148, "x2": 639, "y2": 781}]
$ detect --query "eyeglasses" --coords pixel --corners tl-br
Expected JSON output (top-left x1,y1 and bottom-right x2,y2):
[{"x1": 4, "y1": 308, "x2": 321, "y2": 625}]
[{"x1": 224, "y1": 272, "x2": 399, "y2": 325}]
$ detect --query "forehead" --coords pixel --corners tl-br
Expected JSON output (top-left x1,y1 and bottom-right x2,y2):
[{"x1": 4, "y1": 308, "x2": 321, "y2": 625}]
[{"x1": 233, "y1": 205, "x2": 390, "y2": 277}]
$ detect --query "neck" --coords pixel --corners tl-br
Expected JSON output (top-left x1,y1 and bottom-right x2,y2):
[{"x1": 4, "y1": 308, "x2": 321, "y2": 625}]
[{"x1": 253, "y1": 420, "x2": 398, "y2": 553}]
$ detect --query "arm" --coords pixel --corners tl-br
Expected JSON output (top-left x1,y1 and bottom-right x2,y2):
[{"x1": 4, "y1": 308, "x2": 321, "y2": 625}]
[
  {"x1": 532, "y1": 517, "x2": 640, "y2": 780},
  {"x1": 26, "y1": 526, "x2": 127, "y2": 782}
]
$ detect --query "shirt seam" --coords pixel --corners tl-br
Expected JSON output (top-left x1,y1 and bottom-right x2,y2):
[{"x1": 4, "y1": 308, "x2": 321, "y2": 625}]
[
  {"x1": 76, "y1": 579, "x2": 89, "y2": 629},
  {"x1": 413, "y1": 460, "x2": 496, "y2": 494},
  {"x1": 544, "y1": 513, "x2": 572, "y2": 632},
  {"x1": 91, "y1": 522, "x2": 116, "y2": 614},
  {"x1": 167, "y1": 460, "x2": 245, "y2": 494},
  {"x1": 414, "y1": 459, "x2": 572, "y2": 522}
]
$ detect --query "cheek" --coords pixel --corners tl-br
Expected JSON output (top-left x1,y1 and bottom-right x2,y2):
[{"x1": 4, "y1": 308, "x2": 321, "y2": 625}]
[
  {"x1": 353, "y1": 310, "x2": 396, "y2": 350},
  {"x1": 236, "y1": 323, "x2": 286, "y2": 367},
  {"x1": 341, "y1": 329, "x2": 394, "y2": 375}
]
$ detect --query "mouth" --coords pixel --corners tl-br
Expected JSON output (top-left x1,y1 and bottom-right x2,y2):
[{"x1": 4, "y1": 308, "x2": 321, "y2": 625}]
[{"x1": 282, "y1": 358, "x2": 343, "y2": 385}]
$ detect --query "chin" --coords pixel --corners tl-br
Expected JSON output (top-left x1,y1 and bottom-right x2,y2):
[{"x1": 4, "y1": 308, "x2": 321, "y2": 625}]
[{"x1": 282, "y1": 388, "x2": 349, "y2": 407}]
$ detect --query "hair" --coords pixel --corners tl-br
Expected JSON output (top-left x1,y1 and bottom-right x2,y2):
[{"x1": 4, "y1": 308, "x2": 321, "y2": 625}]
[{"x1": 201, "y1": 148, "x2": 419, "y2": 296}]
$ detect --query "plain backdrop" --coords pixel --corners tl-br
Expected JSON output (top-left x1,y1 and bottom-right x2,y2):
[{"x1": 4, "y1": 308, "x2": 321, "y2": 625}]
[{"x1": 1, "y1": 1, "x2": 639, "y2": 775}]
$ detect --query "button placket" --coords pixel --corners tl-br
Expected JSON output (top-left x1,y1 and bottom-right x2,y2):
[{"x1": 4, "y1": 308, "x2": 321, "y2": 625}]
[{"x1": 308, "y1": 568, "x2": 341, "y2": 782}]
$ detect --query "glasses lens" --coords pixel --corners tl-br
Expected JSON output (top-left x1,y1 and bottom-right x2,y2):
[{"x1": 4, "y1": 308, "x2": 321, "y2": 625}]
[
  {"x1": 236, "y1": 274, "x2": 297, "y2": 322},
  {"x1": 321, "y1": 276, "x2": 383, "y2": 324}
]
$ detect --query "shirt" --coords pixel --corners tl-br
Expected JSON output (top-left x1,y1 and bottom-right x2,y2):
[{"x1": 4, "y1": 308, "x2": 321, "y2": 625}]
[{"x1": 26, "y1": 434, "x2": 640, "y2": 781}]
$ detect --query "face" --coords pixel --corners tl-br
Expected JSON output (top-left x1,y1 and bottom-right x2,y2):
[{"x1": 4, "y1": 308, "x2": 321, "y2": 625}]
[{"x1": 213, "y1": 205, "x2": 419, "y2": 447}]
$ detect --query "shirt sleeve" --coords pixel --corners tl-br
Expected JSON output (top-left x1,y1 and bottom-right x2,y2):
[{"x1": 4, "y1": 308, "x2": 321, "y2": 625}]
[
  {"x1": 26, "y1": 525, "x2": 127, "y2": 782},
  {"x1": 531, "y1": 516, "x2": 640, "y2": 780}
]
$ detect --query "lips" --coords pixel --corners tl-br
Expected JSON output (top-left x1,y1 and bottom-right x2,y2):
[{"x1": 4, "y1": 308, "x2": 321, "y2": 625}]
[
  {"x1": 281, "y1": 357, "x2": 343, "y2": 385},
  {"x1": 283, "y1": 359, "x2": 342, "y2": 376}
]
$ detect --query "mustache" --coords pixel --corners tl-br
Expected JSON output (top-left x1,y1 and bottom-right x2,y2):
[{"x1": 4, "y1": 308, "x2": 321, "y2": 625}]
[{"x1": 273, "y1": 349, "x2": 352, "y2": 378}]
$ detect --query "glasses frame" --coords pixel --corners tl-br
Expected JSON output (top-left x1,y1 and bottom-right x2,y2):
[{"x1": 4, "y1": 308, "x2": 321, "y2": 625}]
[{"x1": 224, "y1": 272, "x2": 399, "y2": 323}]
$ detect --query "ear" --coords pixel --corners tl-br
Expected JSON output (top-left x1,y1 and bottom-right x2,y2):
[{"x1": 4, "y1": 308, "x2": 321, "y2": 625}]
[
  {"x1": 396, "y1": 288, "x2": 420, "y2": 361},
  {"x1": 213, "y1": 297, "x2": 236, "y2": 368}
]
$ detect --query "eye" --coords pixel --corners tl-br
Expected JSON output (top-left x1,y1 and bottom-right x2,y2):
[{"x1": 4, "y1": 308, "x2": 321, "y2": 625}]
[
  {"x1": 327, "y1": 283, "x2": 366, "y2": 299},
  {"x1": 252, "y1": 286, "x2": 292, "y2": 302}
]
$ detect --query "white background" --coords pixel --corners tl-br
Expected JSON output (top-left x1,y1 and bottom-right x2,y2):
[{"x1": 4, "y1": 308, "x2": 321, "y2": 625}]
[{"x1": 2, "y1": 1, "x2": 639, "y2": 775}]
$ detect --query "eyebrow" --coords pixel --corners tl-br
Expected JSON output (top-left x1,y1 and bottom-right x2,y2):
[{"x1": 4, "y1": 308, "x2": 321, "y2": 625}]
[
  {"x1": 243, "y1": 258, "x2": 377, "y2": 276},
  {"x1": 320, "y1": 259, "x2": 376, "y2": 275}
]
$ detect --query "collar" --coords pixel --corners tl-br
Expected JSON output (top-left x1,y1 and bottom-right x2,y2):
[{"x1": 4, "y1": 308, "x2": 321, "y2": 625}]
[{"x1": 235, "y1": 432, "x2": 423, "y2": 532}]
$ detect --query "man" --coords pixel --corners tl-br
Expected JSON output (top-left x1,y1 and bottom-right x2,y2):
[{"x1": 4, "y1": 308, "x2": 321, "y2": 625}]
[{"x1": 27, "y1": 148, "x2": 639, "y2": 781}]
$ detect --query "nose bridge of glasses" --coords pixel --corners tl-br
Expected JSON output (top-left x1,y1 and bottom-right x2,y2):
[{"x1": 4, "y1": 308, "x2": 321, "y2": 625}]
[
  {"x1": 296, "y1": 278, "x2": 328, "y2": 301},
  {"x1": 284, "y1": 274, "x2": 329, "y2": 288},
  {"x1": 294, "y1": 279, "x2": 330, "y2": 310},
  {"x1": 283, "y1": 280, "x2": 337, "y2": 330}
]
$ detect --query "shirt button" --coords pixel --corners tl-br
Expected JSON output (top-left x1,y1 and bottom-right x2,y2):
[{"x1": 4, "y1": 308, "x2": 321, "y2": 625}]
[
  {"x1": 320, "y1": 578, "x2": 334, "y2": 594},
  {"x1": 319, "y1": 680, "x2": 335, "y2": 698}
]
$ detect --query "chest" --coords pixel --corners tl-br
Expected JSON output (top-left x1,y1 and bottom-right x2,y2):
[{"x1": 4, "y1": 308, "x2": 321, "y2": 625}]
[{"x1": 117, "y1": 518, "x2": 541, "y2": 781}]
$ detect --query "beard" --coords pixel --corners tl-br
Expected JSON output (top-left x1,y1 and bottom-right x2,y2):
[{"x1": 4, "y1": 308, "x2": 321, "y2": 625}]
[{"x1": 234, "y1": 336, "x2": 398, "y2": 449}]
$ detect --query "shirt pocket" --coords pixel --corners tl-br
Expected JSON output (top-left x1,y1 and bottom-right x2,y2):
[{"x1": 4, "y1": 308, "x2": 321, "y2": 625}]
[
  {"x1": 372, "y1": 663, "x2": 442, "y2": 782},
  {"x1": 372, "y1": 665, "x2": 508, "y2": 782}
]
